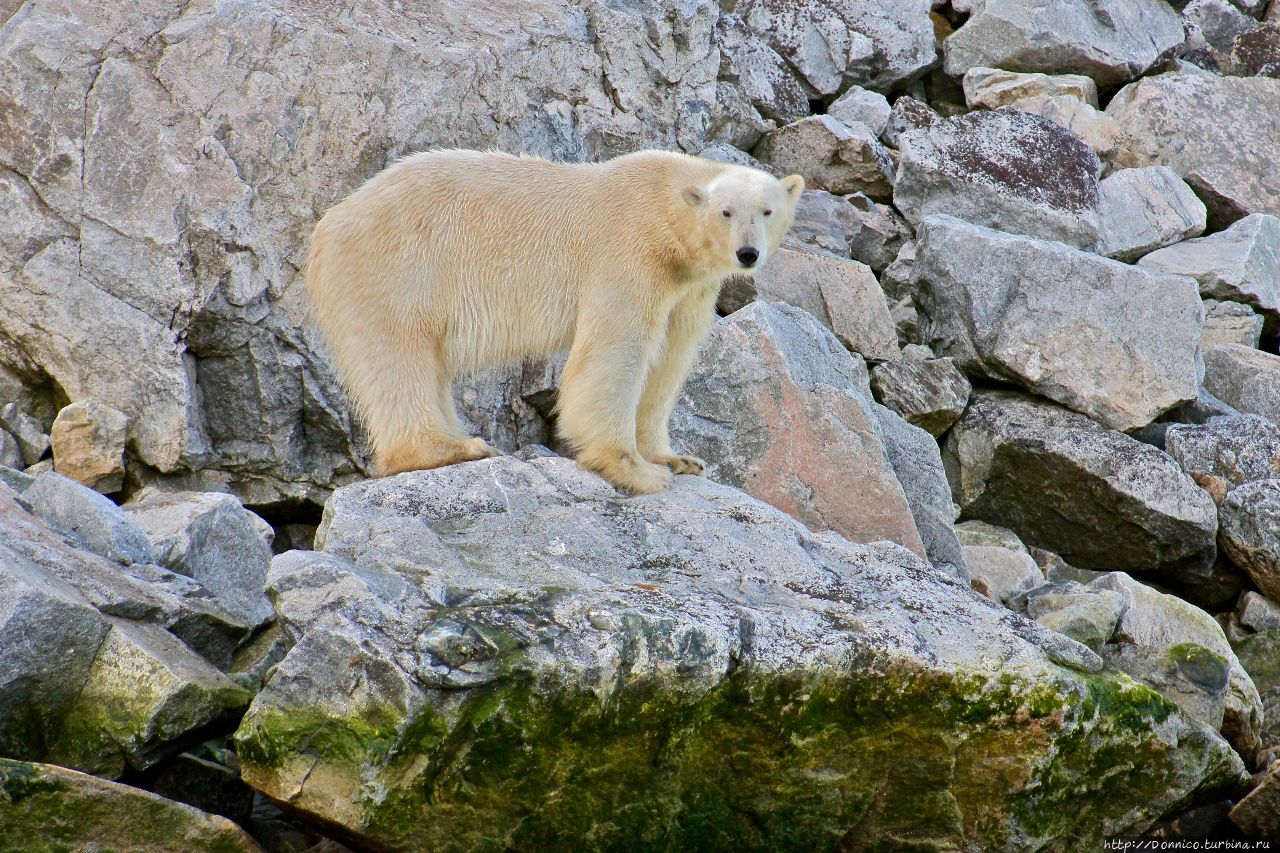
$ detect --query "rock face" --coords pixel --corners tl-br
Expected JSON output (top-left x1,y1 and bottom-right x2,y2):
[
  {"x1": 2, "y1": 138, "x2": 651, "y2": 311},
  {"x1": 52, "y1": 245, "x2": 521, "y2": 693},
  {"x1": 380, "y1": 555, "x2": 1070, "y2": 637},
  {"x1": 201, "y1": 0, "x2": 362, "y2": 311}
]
[
  {"x1": 913, "y1": 216, "x2": 1204, "y2": 431},
  {"x1": 894, "y1": 111, "x2": 1104, "y2": 250},
  {"x1": 754, "y1": 115, "x2": 895, "y2": 198},
  {"x1": 1107, "y1": 74, "x2": 1280, "y2": 229},
  {"x1": 944, "y1": 391, "x2": 1220, "y2": 576},
  {"x1": 671, "y1": 302, "x2": 924, "y2": 556},
  {"x1": 962, "y1": 67, "x2": 1099, "y2": 109},
  {"x1": 234, "y1": 454, "x2": 1245, "y2": 850},
  {"x1": 870, "y1": 356, "x2": 971, "y2": 437},
  {"x1": 1204, "y1": 344, "x2": 1280, "y2": 425},
  {"x1": 1097, "y1": 167, "x2": 1207, "y2": 263},
  {"x1": 0, "y1": 759, "x2": 260, "y2": 851},
  {"x1": 1165, "y1": 415, "x2": 1280, "y2": 493},
  {"x1": 943, "y1": 0, "x2": 1186, "y2": 87},
  {"x1": 1220, "y1": 480, "x2": 1280, "y2": 601},
  {"x1": 1202, "y1": 300, "x2": 1264, "y2": 350},
  {"x1": 49, "y1": 400, "x2": 129, "y2": 494}
]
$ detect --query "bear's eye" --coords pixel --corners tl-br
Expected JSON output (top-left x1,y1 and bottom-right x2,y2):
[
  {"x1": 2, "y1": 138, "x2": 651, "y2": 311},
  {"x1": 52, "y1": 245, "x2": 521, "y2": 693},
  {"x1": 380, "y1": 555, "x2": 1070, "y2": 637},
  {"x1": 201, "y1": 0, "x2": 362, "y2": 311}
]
[
  {"x1": 763, "y1": 209, "x2": 773, "y2": 216},
  {"x1": 721, "y1": 209, "x2": 732, "y2": 218}
]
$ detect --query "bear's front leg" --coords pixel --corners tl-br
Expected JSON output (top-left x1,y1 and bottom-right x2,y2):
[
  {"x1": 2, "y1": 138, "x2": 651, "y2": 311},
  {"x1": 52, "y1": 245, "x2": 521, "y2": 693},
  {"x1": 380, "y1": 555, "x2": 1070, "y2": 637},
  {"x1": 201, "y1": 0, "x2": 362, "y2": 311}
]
[
  {"x1": 636, "y1": 282, "x2": 719, "y2": 476},
  {"x1": 557, "y1": 298, "x2": 673, "y2": 494}
]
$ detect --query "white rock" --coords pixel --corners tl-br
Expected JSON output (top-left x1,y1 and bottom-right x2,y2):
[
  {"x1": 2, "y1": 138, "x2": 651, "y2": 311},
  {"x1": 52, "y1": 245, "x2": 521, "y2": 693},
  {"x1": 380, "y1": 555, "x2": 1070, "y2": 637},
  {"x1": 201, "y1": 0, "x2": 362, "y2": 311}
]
[
  {"x1": 826, "y1": 86, "x2": 892, "y2": 137},
  {"x1": 962, "y1": 67, "x2": 1099, "y2": 109},
  {"x1": 1098, "y1": 167, "x2": 1208, "y2": 263}
]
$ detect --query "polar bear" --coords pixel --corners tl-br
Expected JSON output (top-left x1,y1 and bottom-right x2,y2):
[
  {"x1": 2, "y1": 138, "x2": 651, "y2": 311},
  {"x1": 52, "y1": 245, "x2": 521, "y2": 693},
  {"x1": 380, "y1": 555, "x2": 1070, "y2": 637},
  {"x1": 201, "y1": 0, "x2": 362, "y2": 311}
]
[{"x1": 305, "y1": 149, "x2": 804, "y2": 494}]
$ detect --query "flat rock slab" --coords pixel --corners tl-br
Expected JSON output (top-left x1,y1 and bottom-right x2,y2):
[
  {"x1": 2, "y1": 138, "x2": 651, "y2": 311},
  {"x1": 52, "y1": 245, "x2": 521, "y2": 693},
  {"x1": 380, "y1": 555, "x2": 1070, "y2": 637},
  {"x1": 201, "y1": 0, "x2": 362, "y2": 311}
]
[
  {"x1": 1204, "y1": 344, "x2": 1280, "y2": 426},
  {"x1": 1098, "y1": 166, "x2": 1207, "y2": 263},
  {"x1": 913, "y1": 216, "x2": 1204, "y2": 431},
  {"x1": 235, "y1": 454, "x2": 1244, "y2": 850},
  {"x1": 944, "y1": 391, "x2": 1219, "y2": 577}
]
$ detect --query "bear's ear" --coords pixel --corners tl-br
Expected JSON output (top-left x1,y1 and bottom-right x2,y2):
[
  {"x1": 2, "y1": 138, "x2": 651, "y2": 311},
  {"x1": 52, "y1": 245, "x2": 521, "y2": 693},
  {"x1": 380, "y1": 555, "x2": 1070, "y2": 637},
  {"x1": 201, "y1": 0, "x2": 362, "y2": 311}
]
[
  {"x1": 682, "y1": 185, "x2": 707, "y2": 208},
  {"x1": 782, "y1": 174, "x2": 805, "y2": 199}
]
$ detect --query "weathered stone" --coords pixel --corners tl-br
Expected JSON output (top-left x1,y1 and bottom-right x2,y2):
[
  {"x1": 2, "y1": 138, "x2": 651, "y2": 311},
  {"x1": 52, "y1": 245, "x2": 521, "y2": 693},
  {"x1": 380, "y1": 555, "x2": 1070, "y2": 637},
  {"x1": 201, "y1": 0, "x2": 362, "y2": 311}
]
[
  {"x1": 1024, "y1": 581, "x2": 1125, "y2": 652},
  {"x1": 0, "y1": 403, "x2": 48, "y2": 467},
  {"x1": 880, "y1": 238, "x2": 918, "y2": 303},
  {"x1": 894, "y1": 111, "x2": 1104, "y2": 250},
  {"x1": 1006, "y1": 94, "x2": 1127, "y2": 159},
  {"x1": 1098, "y1": 167, "x2": 1207, "y2": 263},
  {"x1": 0, "y1": 431, "x2": 20, "y2": 470},
  {"x1": 870, "y1": 357, "x2": 971, "y2": 437},
  {"x1": 1238, "y1": 592, "x2": 1280, "y2": 634},
  {"x1": 24, "y1": 471, "x2": 152, "y2": 566},
  {"x1": 715, "y1": 13, "x2": 810, "y2": 124},
  {"x1": 1139, "y1": 214, "x2": 1280, "y2": 325},
  {"x1": 734, "y1": 0, "x2": 938, "y2": 94},
  {"x1": 123, "y1": 491, "x2": 275, "y2": 629},
  {"x1": 754, "y1": 115, "x2": 895, "y2": 199},
  {"x1": 913, "y1": 216, "x2": 1204, "y2": 431},
  {"x1": 1185, "y1": 0, "x2": 1259, "y2": 52},
  {"x1": 235, "y1": 453, "x2": 1245, "y2": 849},
  {"x1": 963, "y1": 545, "x2": 1044, "y2": 606},
  {"x1": 943, "y1": 0, "x2": 1186, "y2": 87},
  {"x1": 1203, "y1": 300, "x2": 1265, "y2": 350},
  {"x1": 826, "y1": 87, "x2": 890, "y2": 136},
  {"x1": 1228, "y1": 21, "x2": 1280, "y2": 77},
  {"x1": 1204, "y1": 344, "x2": 1280, "y2": 425},
  {"x1": 789, "y1": 189, "x2": 864, "y2": 257},
  {"x1": 962, "y1": 67, "x2": 1099, "y2": 109},
  {"x1": 673, "y1": 302, "x2": 923, "y2": 555},
  {"x1": 50, "y1": 399, "x2": 128, "y2": 493},
  {"x1": 882, "y1": 95, "x2": 939, "y2": 148},
  {"x1": 956, "y1": 520, "x2": 1030, "y2": 553},
  {"x1": 1220, "y1": 480, "x2": 1280, "y2": 601},
  {"x1": 718, "y1": 248, "x2": 899, "y2": 360},
  {"x1": 1166, "y1": 415, "x2": 1280, "y2": 493},
  {"x1": 944, "y1": 390, "x2": 1220, "y2": 576},
  {"x1": 843, "y1": 193, "x2": 913, "y2": 272},
  {"x1": 0, "y1": 759, "x2": 260, "y2": 851},
  {"x1": 1231, "y1": 760, "x2": 1280, "y2": 838},
  {"x1": 1232, "y1": 628, "x2": 1280, "y2": 754},
  {"x1": 1107, "y1": 74, "x2": 1280, "y2": 229}
]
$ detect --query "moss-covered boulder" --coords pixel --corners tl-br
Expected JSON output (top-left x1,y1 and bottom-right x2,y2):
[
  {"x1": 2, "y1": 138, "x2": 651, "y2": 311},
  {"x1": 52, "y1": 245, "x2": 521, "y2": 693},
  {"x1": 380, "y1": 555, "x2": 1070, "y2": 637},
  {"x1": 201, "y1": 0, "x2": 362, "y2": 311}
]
[
  {"x1": 0, "y1": 758, "x2": 260, "y2": 851},
  {"x1": 236, "y1": 453, "x2": 1247, "y2": 850}
]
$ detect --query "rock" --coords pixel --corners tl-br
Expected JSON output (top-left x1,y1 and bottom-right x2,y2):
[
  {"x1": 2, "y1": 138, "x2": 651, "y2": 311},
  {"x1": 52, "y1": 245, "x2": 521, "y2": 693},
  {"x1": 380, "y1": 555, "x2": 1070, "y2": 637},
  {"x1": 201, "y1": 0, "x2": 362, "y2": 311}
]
[
  {"x1": 843, "y1": 193, "x2": 913, "y2": 272},
  {"x1": 1107, "y1": 74, "x2": 1280, "y2": 229},
  {"x1": 956, "y1": 520, "x2": 1031, "y2": 553},
  {"x1": 962, "y1": 67, "x2": 1099, "y2": 109},
  {"x1": 234, "y1": 453, "x2": 1246, "y2": 849},
  {"x1": 734, "y1": 0, "x2": 938, "y2": 94},
  {"x1": 1228, "y1": 21, "x2": 1280, "y2": 77},
  {"x1": 913, "y1": 216, "x2": 1204, "y2": 431},
  {"x1": 1097, "y1": 167, "x2": 1207, "y2": 263},
  {"x1": 1006, "y1": 94, "x2": 1127, "y2": 159},
  {"x1": 718, "y1": 248, "x2": 899, "y2": 360},
  {"x1": 943, "y1": 0, "x2": 1186, "y2": 87},
  {"x1": 123, "y1": 491, "x2": 275, "y2": 629},
  {"x1": 1165, "y1": 415, "x2": 1280, "y2": 493},
  {"x1": 784, "y1": 190, "x2": 911, "y2": 271},
  {"x1": 715, "y1": 14, "x2": 810, "y2": 124},
  {"x1": 880, "y1": 238, "x2": 918, "y2": 303},
  {"x1": 826, "y1": 86, "x2": 891, "y2": 137},
  {"x1": 944, "y1": 390, "x2": 1220, "y2": 576},
  {"x1": 24, "y1": 471, "x2": 153, "y2": 565},
  {"x1": 1204, "y1": 300, "x2": 1265, "y2": 351},
  {"x1": 0, "y1": 431, "x2": 21, "y2": 470},
  {"x1": 1238, "y1": 591, "x2": 1280, "y2": 634},
  {"x1": 1139, "y1": 214, "x2": 1280, "y2": 326},
  {"x1": 870, "y1": 357, "x2": 971, "y2": 436},
  {"x1": 0, "y1": 759, "x2": 260, "y2": 851},
  {"x1": 1184, "y1": 0, "x2": 1258, "y2": 52},
  {"x1": 1220, "y1": 480, "x2": 1280, "y2": 600},
  {"x1": 963, "y1": 545, "x2": 1045, "y2": 605},
  {"x1": 50, "y1": 399, "x2": 129, "y2": 493},
  {"x1": 0, "y1": 403, "x2": 49, "y2": 467},
  {"x1": 1024, "y1": 581, "x2": 1125, "y2": 652},
  {"x1": 871, "y1": 405, "x2": 970, "y2": 581},
  {"x1": 882, "y1": 95, "x2": 939, "y2": 148},
  {"x1": 1231, "y1": 760, "x2": 1280, "y2": 838},
  {"x1": 754, "y1": 115, "x2": 895, "y2": 199},
  {"x1": 1092, "y1": 571, "x2": 1263, "y2": 761},
  {"x1": 1232, "y1": 628, "x2": 1280, "y2": 753},
  {"x1": 894, "y1": 111, "x2": 1104, "y2": 250},
  {"x1": 672, "y1": 302, "x2": 924, "y2": 555},
  {"x1": 1204, "y1": 344, "x2": 1280, "y2": 425}
]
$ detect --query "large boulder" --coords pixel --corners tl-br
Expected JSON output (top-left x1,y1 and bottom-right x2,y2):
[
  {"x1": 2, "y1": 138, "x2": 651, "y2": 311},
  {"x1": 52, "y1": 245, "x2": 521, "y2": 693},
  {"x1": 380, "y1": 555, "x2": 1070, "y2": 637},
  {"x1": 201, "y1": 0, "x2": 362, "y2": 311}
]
[
  {"x1": 1219, "y1": 480, "x2": 1280, "y2": 602},
  {"x1": 870, "y1": 355, "x2": 971, "y2": 437},
  {"x1": 1107, "y1": 74, "x2": 1280, "y2": 229},
  {"x1": 942, "y1": 0, "x2": 1185, "y2": 87},
  {"x1": 912, "y1": 216, "x2": 1204, "y2": 431},
  {"x1": 943, "y1": 391, "x2": 1220, "y2": 577},
  {"x1": 49, "y1": 399, "x2": 129, "y2": 494},
  {"x1": 894, "y1": 111, "x2": 1104, "y2": 251},
  {"x1": 1204, "y1": 344, "x2": 1280, "y2": 425},
  {"x1": 235, "y1": 454, "x2": 1246, "y2": 849},
  {"x1": 961, "y1": 67, "x2": 1099, "y2": 109}
]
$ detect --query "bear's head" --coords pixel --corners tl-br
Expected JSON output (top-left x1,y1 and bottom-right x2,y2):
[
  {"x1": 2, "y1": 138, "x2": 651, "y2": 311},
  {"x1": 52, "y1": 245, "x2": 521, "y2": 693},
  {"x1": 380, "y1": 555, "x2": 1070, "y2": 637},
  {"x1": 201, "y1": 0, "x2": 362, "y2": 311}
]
[{"x1": 682, "y1": 167, "x2": 805, "y2": 277}]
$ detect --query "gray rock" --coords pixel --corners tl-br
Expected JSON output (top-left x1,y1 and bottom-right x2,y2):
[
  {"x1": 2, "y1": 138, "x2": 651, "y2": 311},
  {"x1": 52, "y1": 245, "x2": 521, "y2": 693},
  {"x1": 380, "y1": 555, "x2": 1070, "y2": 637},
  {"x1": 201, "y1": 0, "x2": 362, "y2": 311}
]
[
  {"x1": 718, "y1": 247, "x2": 899, "y2": 360},
  {"x1": 1006, "y1": 94, "x2": 1127, "y2": 159},
  {"x1": 913, "y1": 216, "x2": 1204, "y2": 431},
  {"x1": 826, "y1": 86, "x2": 891, "y2": 137},
  {"x1": 882, "y1": 95, "x2": 939, "y2": 148},
  {"x1": 715, "y1": 14, "x2": 809, "y2": 124},
  {"x1": 870, "y1": 357, "x2": 971, "y2": 437},
  {"x1": 956, "y1": 520, "x2": 1030, "y2": 553},
  {"x1": 754, "y1": 115, "x2": 895, "y2": 199},
  {"x1": 1139, "y1": 214, "x2": 1280, "y2": 325},
  {"x1": 1024, "y1": 581, "x2": 1125, "y2": 652},
  {"x1": 25, "y1": 471, "x2": 153, "y2": 566},
  {"x1": 1220, "y1": 480, "x2": 1280, "y2": 601},
  {"x1": 234, "y1": 453, "x2": 1245, "y2": 849},
  {"x1": 1107, "y1": 74, "x2": 1280, "y2": 229},
  {"x1": 672, "y1": 302, "x2": 924, "y2": 556},
  {"x1": 1098, "y1": 167, "x2": 1208, "y2": 263},
  {"x1": 0, "y1": 430, "x2": 21, "y2": 470},
  {"x1": 788, "y1": 189, "x2": 864, "y2": 257},
  {"x1": 1166, "y1": 415, "x2": 1280, "y2": 494},
  {"x1": 123, "y1": 491, "x2": 275, "y2": 629},
  {"x1": 962, "y1": 67, "x2": 1099, "y2": 109},
  {"x1": 880, "y1": 238, "x2": 918, "y2": 303},
  {"x1": 944, "y1": 390, "x2": 1220, "y2": 576},
  {"x1": 894, "y1": 111, "x2": 1104, "y2": 250},
  {"x1": 1231, "y1": 760, "x2": 1280, "y2": 839},
  {"x1": 1237, "y1": 591, "x2": 1280, "y2": 634},
  {"x1": 843, "y1": 193, "x2": 913, "y2": 272},
  {"x1": 943, "y1": 0, "x2": 1186, "y2": 87},
  {"x1": 1202, "y1": 300, "x2": 1264, "y2": 350},
  {"x1": 1204, "y1": 344, "x2": 1280, "y2": 425},
  {"x1": 1185, "y1": 0, "x2": 1259, "y2": 51},
  {"x1": 50, "y1": 399, "x2": 129, "y2": 494},
  {"x1": 0, "y1": 403, "x2": 49, "y2": 467},
  {"x1": 963, "y1": 545, "x2": 1045, "y2": 606}
]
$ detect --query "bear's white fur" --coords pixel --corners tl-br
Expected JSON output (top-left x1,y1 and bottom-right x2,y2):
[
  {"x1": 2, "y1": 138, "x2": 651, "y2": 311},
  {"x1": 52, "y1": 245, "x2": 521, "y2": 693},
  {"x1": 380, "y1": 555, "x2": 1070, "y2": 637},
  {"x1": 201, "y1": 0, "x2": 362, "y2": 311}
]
[{"x1": 305, "y1": 149, "x2": 803, "y2": 493}]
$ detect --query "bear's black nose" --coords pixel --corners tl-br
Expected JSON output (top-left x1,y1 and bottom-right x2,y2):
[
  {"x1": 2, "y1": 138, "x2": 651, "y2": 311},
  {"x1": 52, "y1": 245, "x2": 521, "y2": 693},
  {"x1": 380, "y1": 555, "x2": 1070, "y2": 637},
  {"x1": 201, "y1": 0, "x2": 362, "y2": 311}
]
[{"x1": 736, "y1": 246, "x2": 759, "y2": 268}]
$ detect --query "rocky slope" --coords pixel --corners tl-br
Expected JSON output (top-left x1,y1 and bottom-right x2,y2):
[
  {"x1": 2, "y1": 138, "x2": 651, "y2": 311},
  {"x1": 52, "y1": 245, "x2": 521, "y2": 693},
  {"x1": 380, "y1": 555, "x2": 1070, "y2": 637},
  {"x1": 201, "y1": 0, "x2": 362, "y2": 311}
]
[{"x1": 3, "y1": 0, "x2": 1280, "y2": 848}]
